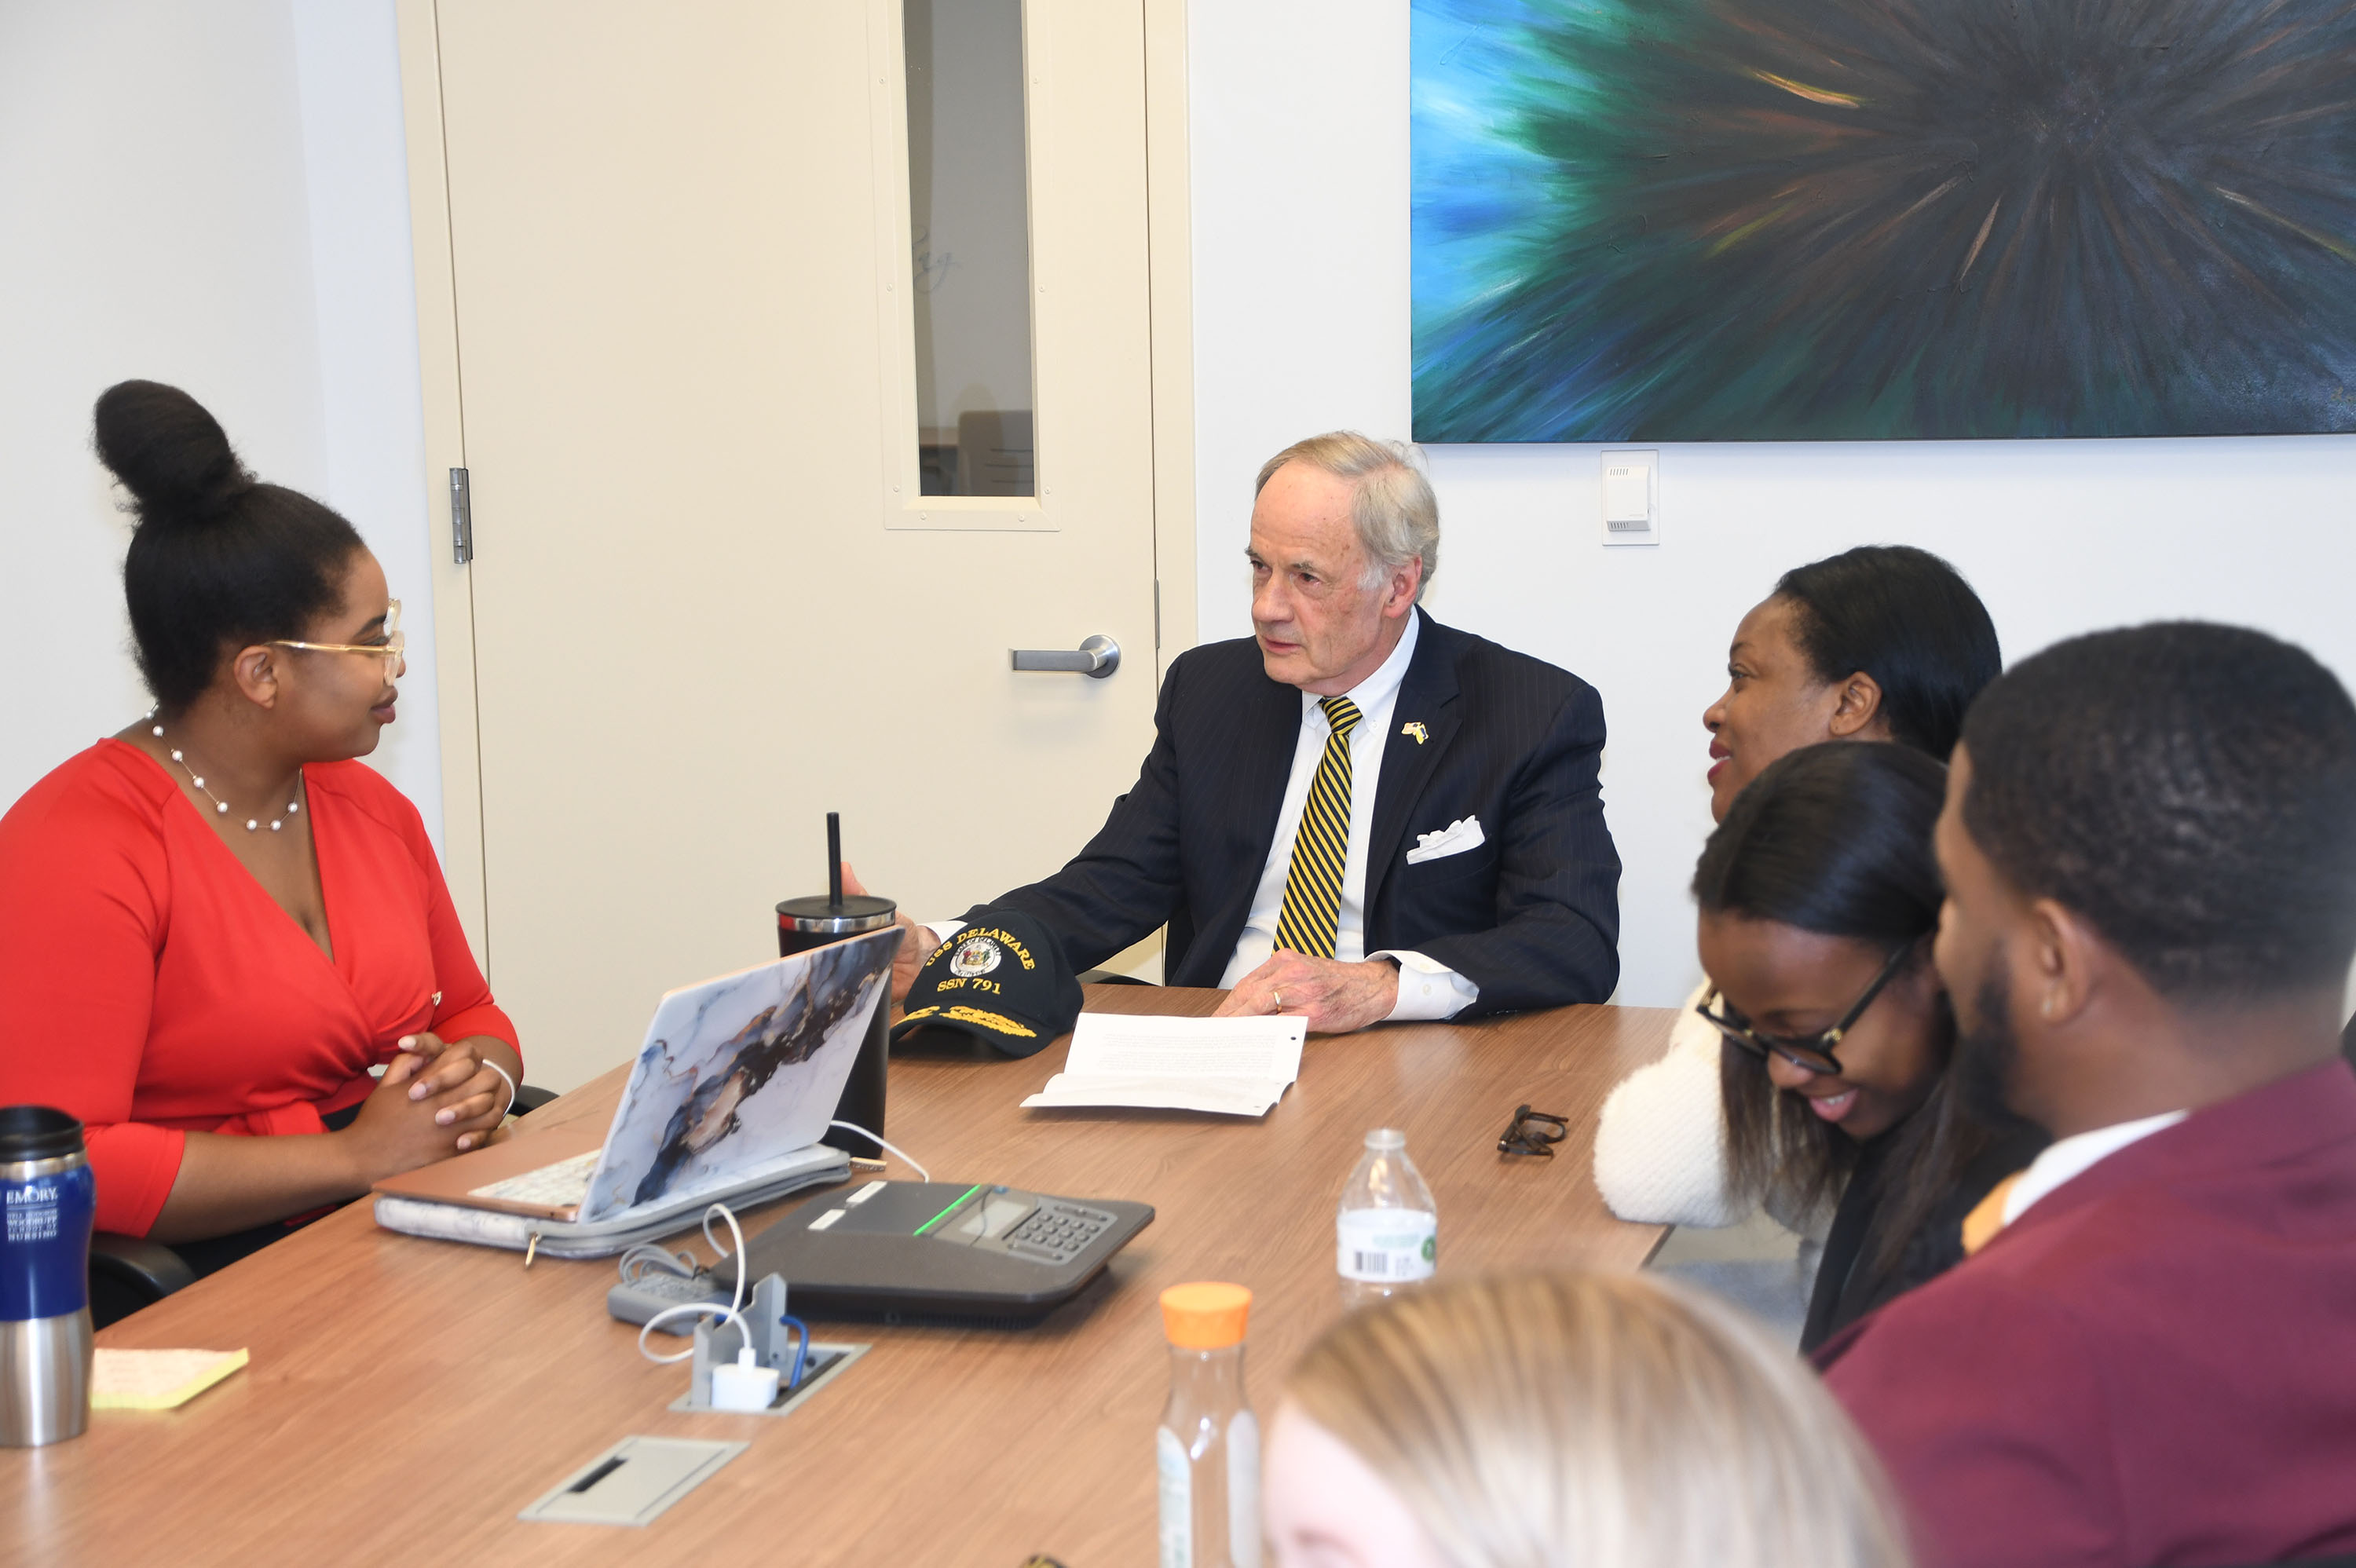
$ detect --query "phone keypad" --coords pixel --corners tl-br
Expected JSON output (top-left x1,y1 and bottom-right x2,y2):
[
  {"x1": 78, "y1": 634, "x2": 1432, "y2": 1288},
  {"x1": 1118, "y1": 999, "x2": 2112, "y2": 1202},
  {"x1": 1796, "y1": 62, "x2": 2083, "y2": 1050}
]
[{"x1": 1004, "y1": 1201, "x2": 1116, "y2": 1265}]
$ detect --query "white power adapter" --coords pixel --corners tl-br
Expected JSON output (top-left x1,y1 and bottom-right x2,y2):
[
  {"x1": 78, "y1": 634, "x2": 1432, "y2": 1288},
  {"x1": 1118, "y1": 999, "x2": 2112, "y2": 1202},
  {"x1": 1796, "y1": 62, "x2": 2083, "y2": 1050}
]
[{"x1": 708, "y1": 1345, "x2": 781, "y2": 1413}]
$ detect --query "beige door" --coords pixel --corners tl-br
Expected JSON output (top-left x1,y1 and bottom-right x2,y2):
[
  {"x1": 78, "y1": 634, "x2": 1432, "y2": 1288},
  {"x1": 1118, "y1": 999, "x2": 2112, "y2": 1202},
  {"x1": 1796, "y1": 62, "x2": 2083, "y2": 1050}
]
[{"x1": 403, "y1": 0, "x2": 1183, "y2": 1088}]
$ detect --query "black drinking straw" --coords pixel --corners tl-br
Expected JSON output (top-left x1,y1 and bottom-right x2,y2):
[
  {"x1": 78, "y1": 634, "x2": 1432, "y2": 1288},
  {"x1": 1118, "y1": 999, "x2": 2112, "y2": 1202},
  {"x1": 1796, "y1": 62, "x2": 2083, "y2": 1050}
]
[{"x1": 826, "y1": 812, "x2": 843, "y2": 909}]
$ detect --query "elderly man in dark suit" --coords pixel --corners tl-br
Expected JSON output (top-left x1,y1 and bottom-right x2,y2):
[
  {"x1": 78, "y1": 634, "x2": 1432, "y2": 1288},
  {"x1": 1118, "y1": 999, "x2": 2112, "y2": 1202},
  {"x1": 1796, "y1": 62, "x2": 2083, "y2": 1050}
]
[
  {"x1": 1817, "y1": 622, "x2": 2356, "y2": 1567},
  {"x1": 869, "y1": 432, "x2": 1619, "y2": 1034}
]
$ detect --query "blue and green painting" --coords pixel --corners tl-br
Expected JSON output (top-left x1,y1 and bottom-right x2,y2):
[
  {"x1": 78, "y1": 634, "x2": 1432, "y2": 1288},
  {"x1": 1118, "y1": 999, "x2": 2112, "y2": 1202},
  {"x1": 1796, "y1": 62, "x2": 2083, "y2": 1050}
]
[{"x1": 1411, "y1": 0, "x2": 2356, "y2": 441}]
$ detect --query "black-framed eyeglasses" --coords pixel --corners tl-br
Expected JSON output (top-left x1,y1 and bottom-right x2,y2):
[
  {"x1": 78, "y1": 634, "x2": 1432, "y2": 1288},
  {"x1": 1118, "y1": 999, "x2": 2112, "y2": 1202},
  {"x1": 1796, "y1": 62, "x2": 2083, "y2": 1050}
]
[
  {"x1": 1498, "y1": 1104, "x2": 1568, "y2": 1157},
  {"x1": 1694, "y1": 943, "x2": 1915, "y2": 1077}
]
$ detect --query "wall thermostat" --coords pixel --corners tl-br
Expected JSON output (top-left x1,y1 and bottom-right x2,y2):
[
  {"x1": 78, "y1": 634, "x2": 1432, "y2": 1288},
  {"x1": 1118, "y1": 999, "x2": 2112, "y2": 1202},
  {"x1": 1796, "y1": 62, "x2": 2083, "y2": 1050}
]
[{"x1": 1601, "y1": 451, "x2": 1659, "y2": 546}]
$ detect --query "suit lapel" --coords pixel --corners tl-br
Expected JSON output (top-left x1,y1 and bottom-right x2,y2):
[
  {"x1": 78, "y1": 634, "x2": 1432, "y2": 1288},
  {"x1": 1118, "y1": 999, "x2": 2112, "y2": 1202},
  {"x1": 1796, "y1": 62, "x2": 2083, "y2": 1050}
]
[
  {"x1": 1235, "y1": 665, "x2": 1308, "y2": 879},
  {"x1": 1363, "y1": 616, "x2": 1464, "y2": 915}
]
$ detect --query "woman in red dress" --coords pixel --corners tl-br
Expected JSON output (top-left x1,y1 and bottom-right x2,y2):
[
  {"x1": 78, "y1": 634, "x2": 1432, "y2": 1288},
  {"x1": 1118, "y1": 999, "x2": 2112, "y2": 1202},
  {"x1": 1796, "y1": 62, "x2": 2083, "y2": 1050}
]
[{"x1": 0, "y1": 381, "x2": 521, "y2": 1273}]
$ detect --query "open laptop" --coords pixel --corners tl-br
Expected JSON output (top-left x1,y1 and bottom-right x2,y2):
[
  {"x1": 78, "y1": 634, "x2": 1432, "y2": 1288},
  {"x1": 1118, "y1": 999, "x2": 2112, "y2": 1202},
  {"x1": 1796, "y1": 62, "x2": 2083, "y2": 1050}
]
[{"x1": 374, "y1": 928, "x2": 899, "y2": 1225}]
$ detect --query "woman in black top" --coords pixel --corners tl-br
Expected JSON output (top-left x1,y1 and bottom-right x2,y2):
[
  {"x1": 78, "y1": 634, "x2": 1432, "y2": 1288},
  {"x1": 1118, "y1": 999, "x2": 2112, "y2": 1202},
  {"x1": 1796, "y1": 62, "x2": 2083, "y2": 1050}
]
[{"x1": 1692, "y1": 742, "x2": 2044, "y2": 1351}]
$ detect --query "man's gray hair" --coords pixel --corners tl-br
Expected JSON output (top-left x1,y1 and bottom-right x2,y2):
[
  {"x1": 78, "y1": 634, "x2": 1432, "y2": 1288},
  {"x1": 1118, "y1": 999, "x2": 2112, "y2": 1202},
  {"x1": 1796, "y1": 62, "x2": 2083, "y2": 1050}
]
[{"x1": 1256, "y1": 432, "x2": 1440, "y2": 600}]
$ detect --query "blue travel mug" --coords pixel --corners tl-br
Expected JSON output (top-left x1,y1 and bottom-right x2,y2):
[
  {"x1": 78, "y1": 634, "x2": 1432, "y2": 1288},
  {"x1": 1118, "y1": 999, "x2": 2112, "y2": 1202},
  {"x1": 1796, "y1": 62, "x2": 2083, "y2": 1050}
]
[{"x1": 1, "y1": 1106, "x2": 96, "y2": 1446}]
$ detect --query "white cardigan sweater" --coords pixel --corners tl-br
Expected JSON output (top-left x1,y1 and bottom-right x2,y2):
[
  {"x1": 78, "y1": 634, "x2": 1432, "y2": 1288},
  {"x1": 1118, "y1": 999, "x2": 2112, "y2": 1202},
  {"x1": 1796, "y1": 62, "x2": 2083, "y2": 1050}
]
[{"x1": 1591, "y1": 981, "x2": 1831, "y2": 1238}]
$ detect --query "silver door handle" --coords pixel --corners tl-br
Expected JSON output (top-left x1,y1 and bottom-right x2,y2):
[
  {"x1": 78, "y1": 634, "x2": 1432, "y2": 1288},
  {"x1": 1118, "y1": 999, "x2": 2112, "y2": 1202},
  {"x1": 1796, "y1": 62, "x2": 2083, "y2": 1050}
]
[{"x1": 1010, "y1": 634, "x2": 1121, "y2": 678}]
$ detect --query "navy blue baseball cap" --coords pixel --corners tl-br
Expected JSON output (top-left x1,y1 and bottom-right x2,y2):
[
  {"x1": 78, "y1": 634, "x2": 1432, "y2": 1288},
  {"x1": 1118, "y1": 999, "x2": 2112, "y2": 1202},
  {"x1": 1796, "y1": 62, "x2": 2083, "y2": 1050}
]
[{"x1": 888, "y1": 907, "x2": 1083, "y2": 1058}]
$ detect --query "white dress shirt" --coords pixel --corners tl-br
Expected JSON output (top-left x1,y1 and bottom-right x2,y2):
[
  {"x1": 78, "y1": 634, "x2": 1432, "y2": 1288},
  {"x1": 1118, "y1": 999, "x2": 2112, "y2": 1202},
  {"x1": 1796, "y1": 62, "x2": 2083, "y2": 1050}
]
[
  {"x1": 1999, "y1": 1108, "x2": 2190, "y2": 1229},
  {"x1": 930, "y1": 609, "x2": 1477, "y2": 1021},
  {"x1": 1213, "y1": 610, "x2": 1476, "y2": 1022}
]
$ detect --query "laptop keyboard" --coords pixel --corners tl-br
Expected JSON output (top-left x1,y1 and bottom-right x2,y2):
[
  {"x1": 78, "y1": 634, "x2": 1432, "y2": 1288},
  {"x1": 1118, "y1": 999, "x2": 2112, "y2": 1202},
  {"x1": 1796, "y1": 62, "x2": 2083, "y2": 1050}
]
[{"x1": 470, "y1": 1150, "x2": 601, "y2": 1208}]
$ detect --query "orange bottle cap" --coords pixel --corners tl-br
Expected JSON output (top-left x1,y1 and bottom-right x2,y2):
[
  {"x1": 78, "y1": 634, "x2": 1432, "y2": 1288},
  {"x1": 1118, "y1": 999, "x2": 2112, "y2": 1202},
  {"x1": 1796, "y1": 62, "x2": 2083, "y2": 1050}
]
[{"x1": 1160, "y1": 1281, "x2": 1252, "y2": 1349}]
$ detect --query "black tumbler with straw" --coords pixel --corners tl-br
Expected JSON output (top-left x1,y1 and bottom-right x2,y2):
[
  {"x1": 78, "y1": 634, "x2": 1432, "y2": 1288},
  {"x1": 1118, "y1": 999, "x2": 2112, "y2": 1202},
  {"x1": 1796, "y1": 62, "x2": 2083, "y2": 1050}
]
[{"x1": 777, "y1": 813, "x2": 897, "y2": 1160}]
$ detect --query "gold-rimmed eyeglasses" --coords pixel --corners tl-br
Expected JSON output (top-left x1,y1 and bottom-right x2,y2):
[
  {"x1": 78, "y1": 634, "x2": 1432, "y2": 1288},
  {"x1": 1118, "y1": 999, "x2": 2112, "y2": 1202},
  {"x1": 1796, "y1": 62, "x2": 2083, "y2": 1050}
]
[{"x1": 273, "y1": 599, "x2": 404, "y2": 678}]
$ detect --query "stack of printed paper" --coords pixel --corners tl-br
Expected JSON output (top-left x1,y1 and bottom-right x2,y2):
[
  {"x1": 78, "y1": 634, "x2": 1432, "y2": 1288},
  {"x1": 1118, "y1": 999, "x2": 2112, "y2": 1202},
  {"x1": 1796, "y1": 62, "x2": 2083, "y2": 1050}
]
[{"x1": 1021, "y1": 1013, "x2": 1307, "y2": 1117}]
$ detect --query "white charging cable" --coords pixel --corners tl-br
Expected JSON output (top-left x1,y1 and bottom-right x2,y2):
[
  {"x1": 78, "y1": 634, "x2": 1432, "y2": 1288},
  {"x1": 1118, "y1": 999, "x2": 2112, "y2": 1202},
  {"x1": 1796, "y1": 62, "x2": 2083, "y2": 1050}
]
[
  {"x1": 828, "y1": 1120, "x2": 931, "y2": 1182},
  {"x1": 616, "y1": 1242, "x2": 701, "y2": 1285},
  {"x1": 635, "y1": 1202, "x2": 751, "y2": 1365},
  {"x1": 629, "y1": 1126, "x2": 934, "y2": 1367}
]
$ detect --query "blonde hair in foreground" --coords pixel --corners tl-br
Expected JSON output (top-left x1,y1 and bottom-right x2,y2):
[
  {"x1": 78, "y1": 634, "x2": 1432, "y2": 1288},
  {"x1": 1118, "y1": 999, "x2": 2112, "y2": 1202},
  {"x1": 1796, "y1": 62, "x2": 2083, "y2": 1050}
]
[{"x1": 1286, "y1": 1271, "x2": 1911, "y2": 1568}]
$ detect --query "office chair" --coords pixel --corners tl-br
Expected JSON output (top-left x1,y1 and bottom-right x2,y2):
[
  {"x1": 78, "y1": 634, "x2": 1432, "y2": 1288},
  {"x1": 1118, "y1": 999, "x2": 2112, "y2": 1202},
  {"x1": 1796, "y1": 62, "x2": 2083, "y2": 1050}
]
[
  {"x1": 89, "y1": 1083, "x2": 559, "y2": 1328},
  {"x1": 954, "y1": 408, "x2": 1034, "y2": 496}
]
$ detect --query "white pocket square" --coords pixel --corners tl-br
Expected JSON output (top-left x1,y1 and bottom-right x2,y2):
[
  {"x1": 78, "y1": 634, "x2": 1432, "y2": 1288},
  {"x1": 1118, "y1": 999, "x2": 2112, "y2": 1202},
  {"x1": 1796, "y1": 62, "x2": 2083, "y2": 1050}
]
[{"x1": 1405, "y1": 815, "x2": 1485, "y2": 864}]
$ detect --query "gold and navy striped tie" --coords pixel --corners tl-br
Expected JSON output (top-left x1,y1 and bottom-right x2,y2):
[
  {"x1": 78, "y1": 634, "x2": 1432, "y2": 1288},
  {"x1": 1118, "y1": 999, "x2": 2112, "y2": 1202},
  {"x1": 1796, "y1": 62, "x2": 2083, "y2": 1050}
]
[{"x1": 1274, "y1": 696, "x2": 1363, "y2": 959}]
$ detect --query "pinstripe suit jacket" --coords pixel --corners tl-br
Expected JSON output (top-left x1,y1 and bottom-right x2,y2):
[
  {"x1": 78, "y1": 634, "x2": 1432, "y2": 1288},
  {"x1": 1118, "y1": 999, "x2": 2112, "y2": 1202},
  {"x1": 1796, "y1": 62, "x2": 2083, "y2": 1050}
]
[{"x1": 984, "y1": 616, "x2": 1622, "y2": 1015}]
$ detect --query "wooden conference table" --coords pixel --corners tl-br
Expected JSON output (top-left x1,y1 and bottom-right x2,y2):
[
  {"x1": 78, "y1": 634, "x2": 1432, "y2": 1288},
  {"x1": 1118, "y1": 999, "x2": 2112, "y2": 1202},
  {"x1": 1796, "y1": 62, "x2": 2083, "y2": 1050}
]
[{"x1": 9, "y1": 989, "x2": 1676, "y2": 1566}]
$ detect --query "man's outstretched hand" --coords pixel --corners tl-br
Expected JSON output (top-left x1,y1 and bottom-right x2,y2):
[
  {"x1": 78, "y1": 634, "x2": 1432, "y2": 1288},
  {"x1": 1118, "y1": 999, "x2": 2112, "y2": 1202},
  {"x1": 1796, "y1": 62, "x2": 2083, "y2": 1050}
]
[
  {"x1": 1213, "y1": 952, "x2": 1398, "y2": 1035},
  {"x1": 840, "y1": 862, "x2": 933, "y2": 1004}
]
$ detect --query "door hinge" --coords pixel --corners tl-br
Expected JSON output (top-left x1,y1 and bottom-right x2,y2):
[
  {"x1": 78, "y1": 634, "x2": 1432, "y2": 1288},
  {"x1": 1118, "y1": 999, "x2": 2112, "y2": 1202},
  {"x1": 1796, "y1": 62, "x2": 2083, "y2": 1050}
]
[{"x1": 449, "y1": 467, "x2": 474, "y2": 565}]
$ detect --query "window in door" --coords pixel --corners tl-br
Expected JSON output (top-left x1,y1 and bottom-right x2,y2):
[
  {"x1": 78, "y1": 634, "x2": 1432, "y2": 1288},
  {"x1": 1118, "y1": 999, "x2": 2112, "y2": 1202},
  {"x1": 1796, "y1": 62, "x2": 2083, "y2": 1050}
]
[{"x1": 904, "y1": 0, "x2": 1036, "y2": 499}]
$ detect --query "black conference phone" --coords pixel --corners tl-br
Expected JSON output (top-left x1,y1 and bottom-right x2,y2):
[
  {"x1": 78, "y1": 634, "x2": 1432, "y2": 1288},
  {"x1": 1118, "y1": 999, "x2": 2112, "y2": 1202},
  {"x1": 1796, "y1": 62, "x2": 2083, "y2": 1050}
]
[{"x1": 711, "y1": 1179, "x2": 1154, "y2": 1325}]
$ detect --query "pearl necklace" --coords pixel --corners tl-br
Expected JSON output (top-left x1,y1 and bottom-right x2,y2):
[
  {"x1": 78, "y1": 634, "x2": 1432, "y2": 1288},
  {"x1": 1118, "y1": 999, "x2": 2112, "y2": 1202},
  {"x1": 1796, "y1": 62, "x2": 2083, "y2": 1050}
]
[{"x1": 146, "y1": 714, "x2": 302, "y2": 833}]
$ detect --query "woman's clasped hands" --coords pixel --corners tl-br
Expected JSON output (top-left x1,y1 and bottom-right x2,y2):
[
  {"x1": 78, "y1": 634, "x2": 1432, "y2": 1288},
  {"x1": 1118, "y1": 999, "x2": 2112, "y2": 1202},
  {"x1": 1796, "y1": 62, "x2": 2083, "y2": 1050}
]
[{"x1": 342, "y1": 1033, "x2": 518, "y2": 1178}]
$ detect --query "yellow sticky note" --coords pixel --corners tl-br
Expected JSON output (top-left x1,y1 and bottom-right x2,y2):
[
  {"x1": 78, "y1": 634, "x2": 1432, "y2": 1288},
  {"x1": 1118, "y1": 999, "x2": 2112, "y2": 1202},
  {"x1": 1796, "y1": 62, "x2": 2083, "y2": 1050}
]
[{"x1": 91, "y1": 1348, "x2": 249, "y2": 1410}]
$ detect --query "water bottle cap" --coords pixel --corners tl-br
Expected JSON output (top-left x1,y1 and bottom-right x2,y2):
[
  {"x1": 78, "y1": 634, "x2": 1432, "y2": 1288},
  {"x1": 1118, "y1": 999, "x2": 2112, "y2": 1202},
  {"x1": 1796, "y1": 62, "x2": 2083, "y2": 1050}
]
[
  {"x1": 1160, "y1": 1281, "x2": 1252, "y2": 1348},
  {"x1": 1364, "y1": 1128, "x2": 1407, "y2": 1151},
  {"x1": 0, "y1": 1106, "x2": 83, "y2": 1163}
]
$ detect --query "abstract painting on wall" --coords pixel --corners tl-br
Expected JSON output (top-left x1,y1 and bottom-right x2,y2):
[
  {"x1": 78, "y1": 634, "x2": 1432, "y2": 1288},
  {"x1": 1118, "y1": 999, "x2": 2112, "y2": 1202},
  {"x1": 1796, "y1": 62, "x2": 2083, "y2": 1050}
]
[{"x1": 1412, "y1": 0, "x2": 2356, "y2": 442}]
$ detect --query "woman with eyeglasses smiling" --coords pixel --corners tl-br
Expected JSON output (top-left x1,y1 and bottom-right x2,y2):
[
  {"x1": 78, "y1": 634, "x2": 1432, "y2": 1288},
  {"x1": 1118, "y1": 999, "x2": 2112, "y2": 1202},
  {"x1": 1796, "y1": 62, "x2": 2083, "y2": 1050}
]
[
  {"x1": 0, "y1": 382, "x2": 521, "y2": 1287},
  {"x1": 1598, "y1": 550, "x2": 2003, "y2": 1270},
  {"x1": 1604, "y1": 743, "x2": 2043, "y2": 1351}
]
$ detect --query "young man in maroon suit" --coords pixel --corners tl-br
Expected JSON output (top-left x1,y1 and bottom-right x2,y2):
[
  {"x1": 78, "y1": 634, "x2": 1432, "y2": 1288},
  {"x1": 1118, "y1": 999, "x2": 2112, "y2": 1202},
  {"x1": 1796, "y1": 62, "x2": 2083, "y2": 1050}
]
[{"x1": 1816, "y1": 621, "x2": 2356, "y2": 1568}]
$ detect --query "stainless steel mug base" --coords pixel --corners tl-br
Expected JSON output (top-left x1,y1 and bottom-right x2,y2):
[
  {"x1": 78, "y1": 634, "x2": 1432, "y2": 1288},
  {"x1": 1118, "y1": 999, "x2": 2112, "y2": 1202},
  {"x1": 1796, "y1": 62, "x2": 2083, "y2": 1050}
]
[{"x1": 1, "y1": 1310, "x2": 93, "y2": 1446}]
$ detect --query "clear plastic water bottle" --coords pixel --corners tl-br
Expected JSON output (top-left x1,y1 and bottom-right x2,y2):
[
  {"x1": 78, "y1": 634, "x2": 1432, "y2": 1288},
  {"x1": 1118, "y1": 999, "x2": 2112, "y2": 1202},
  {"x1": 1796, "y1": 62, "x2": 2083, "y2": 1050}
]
[
  {"x1": 1156, "y1": 1281, "x2": 1260, "y2": 1568},
  {"x1": 1336, "y1": 1128, "x2": 1437, "y2": 1309}
]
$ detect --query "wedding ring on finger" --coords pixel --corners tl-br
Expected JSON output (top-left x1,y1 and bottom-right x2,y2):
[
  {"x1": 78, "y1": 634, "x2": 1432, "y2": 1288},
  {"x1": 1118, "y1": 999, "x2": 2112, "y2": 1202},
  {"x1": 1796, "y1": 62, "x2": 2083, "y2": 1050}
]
[{"x1": 1271, "y1": 989, "x2": 1283, "y2": 1014}]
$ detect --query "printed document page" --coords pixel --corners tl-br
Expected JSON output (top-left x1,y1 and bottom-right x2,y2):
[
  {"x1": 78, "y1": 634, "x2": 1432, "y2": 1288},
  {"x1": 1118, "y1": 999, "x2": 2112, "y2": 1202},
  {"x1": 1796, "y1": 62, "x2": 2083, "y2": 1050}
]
[{"x1": 1021, "y1": 1013, "x2": 1308, "y2": 1117}]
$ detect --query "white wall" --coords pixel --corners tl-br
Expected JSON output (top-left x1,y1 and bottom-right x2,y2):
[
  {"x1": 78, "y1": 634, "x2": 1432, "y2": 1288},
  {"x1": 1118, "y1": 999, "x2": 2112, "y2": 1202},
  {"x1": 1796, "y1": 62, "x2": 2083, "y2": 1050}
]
[
  {"x1": 7, "y1": 2, "x2": 2345, "y2": 1015},
  {"x1": 1187, "y1": 0, "x2": 2356, "y2": 1009},
  {"x1": 290, "y1": 0, "x2": 442, "y2": 834},
  {"x1": 0, "y1": 1, "x2": 441, "y2": 840}
]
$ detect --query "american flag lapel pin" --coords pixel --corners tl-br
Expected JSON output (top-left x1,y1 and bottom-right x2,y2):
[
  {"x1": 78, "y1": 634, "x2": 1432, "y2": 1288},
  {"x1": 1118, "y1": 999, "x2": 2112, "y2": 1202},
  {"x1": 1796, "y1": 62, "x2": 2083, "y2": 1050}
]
[{"x1": 1401, "y1": 721, "x2": 1429, "y2": 744}]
